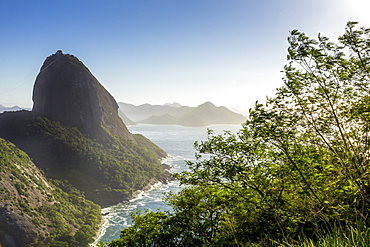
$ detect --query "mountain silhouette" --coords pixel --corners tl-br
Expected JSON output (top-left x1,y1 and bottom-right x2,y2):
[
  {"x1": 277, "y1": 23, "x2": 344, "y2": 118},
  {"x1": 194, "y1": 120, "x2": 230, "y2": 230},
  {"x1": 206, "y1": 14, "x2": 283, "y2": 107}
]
[{"x1": 119, "y1": 101, "x2": 246, "y2": 126}]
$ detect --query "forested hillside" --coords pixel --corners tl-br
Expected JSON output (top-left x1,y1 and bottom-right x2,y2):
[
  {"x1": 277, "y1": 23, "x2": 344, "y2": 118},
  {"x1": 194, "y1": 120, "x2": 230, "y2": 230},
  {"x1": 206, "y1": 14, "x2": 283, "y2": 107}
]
[
  {"x1": 0, "y1": 51, "x2": 172, "y2": 247},
  {"x1": 0, "y1": 138, "x2": 101, "y2": 247},
  {"x1": 0, "y1": 51, "x2": 170, "y2": 208},
  {"x1": 0, "y1": 110, "x2": 168, "y2": 207}
]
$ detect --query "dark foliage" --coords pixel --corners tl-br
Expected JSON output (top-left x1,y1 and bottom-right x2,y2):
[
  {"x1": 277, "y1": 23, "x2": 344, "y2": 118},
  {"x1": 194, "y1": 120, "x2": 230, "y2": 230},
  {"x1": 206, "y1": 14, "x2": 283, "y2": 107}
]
[
  {"x1": 0, "y1": 110, "x2": 168, "y2": 207},
  {"x1": 0, "y1": 138, "x2": 101, "y2": 247}
]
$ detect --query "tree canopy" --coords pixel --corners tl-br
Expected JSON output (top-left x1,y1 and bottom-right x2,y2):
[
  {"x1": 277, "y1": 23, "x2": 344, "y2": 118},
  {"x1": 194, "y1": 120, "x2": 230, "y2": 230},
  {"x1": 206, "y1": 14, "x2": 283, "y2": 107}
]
[
  {"x1": 104, "y1": 22, "x2": 370, "y2": 246},
  {"x1": 0, "y1": 111, "x2": 168, "y2": 207}
]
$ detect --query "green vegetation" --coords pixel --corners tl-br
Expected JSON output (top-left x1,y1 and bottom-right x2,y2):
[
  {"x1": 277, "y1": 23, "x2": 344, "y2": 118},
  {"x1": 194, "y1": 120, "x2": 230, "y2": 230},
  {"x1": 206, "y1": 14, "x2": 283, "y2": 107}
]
[
  {"x1": 103, "y1": 22, "x2": 370, "y2": 246},
  {"x1": 0, "y1": 138, "x2": 102, "y2": 246},
  {"x1": 0, "y1": 111, "x2": 168, "y2": 206},
  {"x1": 32, "y1": 181, "x2": 102, "y2": 246},
  {"x1": 0, "y1": 51, "x2": 169, "y2": 245}
]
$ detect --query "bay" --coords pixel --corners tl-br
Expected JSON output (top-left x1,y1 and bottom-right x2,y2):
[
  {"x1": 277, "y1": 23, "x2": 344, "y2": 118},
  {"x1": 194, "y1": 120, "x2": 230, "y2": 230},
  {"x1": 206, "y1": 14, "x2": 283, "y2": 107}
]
[{"x1": 95, "y1": 124, "x2": 241, "y2": 244}]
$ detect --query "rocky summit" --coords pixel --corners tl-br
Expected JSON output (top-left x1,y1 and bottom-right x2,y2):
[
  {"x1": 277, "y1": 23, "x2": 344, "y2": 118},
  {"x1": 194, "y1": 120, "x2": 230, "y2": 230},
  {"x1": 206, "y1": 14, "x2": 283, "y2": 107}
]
[
  {"x1": 0, "y1": 51, "x2": 169, "y2": 206},
  {"x1": 0, "y1": 51, "x2": 170, "y2": 246},
  {"x1": 32, "y1": 50, "x2": 133, "y2": 141}
]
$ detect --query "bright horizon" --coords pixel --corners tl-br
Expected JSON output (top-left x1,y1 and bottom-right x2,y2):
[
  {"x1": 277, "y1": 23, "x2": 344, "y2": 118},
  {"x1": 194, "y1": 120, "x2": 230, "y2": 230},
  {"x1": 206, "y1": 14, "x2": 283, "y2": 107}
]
[{"x1": 1, "y1": 0, "x2": 370, "y2": 114}]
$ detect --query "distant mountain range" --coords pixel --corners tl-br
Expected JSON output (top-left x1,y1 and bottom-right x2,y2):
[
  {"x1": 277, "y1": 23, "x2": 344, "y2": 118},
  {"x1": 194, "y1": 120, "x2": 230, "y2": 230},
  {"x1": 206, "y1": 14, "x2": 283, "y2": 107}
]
[
  {"x1": 0, "y1": 104, "x2": 30, "y2": 113},
  {"x1": 118, "y1": 101, "x2": 247, "y2": 127}
]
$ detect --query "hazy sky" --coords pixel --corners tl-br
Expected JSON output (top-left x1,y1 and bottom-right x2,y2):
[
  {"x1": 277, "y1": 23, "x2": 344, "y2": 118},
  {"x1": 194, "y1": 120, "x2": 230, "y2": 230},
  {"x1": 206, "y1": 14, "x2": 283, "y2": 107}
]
[{"x1": 1, "y1": 0, "x2": 370, "y2": 113}]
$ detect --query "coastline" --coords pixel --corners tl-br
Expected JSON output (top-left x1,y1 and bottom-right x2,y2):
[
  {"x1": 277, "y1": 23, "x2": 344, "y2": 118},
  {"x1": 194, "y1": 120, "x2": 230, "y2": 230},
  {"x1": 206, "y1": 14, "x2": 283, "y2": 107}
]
[
  {"x1": 91, "y1": 217, "x2": 108, "y2": 246},
  {"x1": 92, "y1": 179, "x2": 164, "y2": 245},
  {"x1": 92, "y1": 156, "x2": 174, "y2": 245},
  {"x1": 128, "y1": 179, "x2": 163, "y2": 202}
]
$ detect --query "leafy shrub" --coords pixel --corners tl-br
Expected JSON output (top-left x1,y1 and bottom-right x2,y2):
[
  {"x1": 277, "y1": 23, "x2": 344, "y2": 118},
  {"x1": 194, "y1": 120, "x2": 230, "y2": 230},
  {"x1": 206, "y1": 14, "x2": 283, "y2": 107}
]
[{"x1": 104, "y1": 22, "x2": 370, "y2": 246}]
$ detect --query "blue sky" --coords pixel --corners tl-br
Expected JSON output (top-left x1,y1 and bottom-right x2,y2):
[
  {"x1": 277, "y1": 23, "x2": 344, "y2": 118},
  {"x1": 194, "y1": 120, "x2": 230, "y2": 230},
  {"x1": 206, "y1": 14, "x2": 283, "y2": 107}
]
[{"x1": 1, "y1": 0, "x2": 369, "y2": 113}]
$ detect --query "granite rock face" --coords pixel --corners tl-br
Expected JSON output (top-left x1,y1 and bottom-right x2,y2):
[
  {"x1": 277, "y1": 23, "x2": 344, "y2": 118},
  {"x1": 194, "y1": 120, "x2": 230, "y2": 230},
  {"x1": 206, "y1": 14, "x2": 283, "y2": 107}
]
[{"x1": 32, "y1": 50, "x2": 133, "y2": 141}]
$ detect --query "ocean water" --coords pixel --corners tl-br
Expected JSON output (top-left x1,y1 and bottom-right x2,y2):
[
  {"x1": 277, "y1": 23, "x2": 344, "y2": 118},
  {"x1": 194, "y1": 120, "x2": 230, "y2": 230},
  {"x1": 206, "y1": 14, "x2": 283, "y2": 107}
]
[{"x1": 95, "y1": 124, "x2": 241, "y2": 244}]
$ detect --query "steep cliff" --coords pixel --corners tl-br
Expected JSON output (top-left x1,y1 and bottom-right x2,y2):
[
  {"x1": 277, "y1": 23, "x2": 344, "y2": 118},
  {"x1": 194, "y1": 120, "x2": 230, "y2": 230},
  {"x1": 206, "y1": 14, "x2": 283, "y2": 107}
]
[
  {"x1": 32, "y1": 50, "x2": 133, "y2": 141},
  {"x1": 0, "y1": 138, "x2": 101, "y2": 247},
  {"x1": 0, "y1": 51, "x2": 169, "y2": 207}
]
